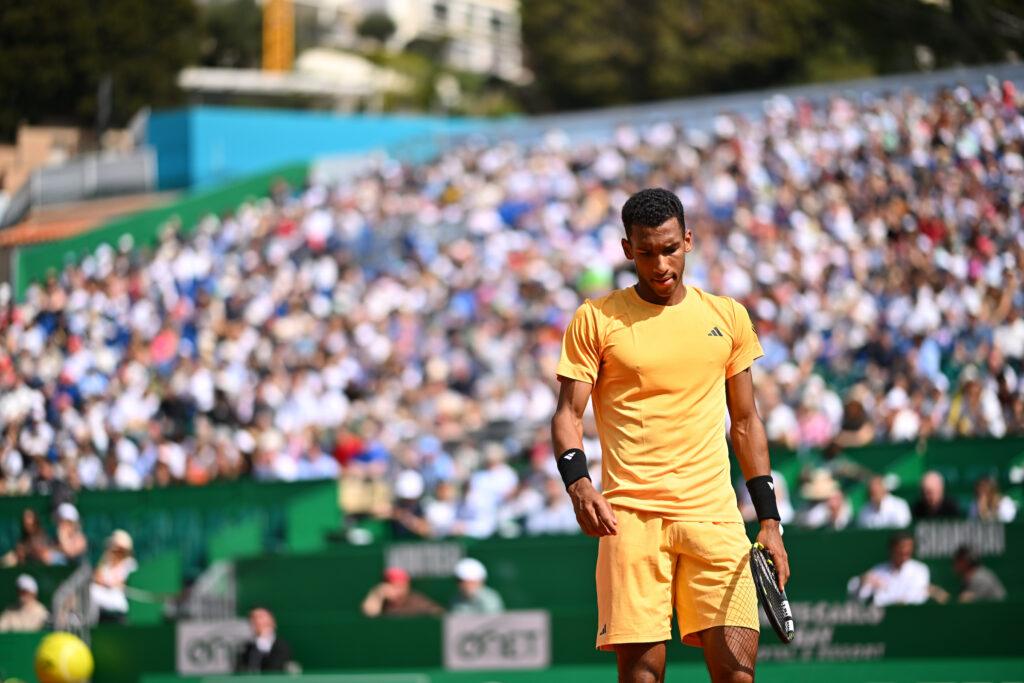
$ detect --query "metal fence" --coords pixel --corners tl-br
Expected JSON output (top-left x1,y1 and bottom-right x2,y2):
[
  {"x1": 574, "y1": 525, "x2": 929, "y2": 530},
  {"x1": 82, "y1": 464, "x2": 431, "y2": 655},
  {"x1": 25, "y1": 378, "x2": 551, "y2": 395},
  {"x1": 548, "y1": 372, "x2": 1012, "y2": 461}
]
[
  {"x1": 182, "y1": 560, "x2": 237, "y2": 621},
  {"x1": 50, "y1": 563, "x2": 93, "y2": 644},
  {"x1": 0, "y1": 148, "x2": 157, "y2": 229}
]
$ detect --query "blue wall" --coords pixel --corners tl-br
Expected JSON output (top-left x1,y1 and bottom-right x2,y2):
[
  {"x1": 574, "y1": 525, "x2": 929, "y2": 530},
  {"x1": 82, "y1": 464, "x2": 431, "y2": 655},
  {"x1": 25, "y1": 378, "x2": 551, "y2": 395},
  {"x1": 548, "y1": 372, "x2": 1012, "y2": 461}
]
[{"x1": 147, "y1": 107, "x2": 483, "y2": 190}]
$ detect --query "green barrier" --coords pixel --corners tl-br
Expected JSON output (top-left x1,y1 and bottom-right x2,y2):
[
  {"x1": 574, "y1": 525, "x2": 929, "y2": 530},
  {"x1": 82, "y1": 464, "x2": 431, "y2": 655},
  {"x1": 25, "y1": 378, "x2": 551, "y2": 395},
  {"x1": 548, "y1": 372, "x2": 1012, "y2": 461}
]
[
  {"x1": 267, "y1": 603, "x2": 1021, "y2": 669},
  {"x1": 113, "y1": 603, "x2": 1019, "y2": 682},
  {"x1": 0, "y1": 480, "x2": 337, "y2": 580},
  {"x1": 285, "y1": 482, "x2": 340, "y2": 553},
  {"x1": 139, "y1": 658, "x2": 1024, "y2": 683},
  {"x1": 236, "y1": 544, "x2": 387, "y2": 616},
  {"x1": 17, "y1": 605, "x2": 1020, "y2": 683},
  {"x1": 761, "y1": 523, "x2": 1024, "y2": 602},
  {"x1": 208, "y1": 518, "x2": 264, "y2": 566},
  {"x1": 14, "y1": 163, "x2": 309, "y2": 299},
  {"x1": 772, "y1": 435, "x2": 1024, "y2": 496},
  {"x1": 235, "y1": 536, "x2": 599, "y2": 616},
  {"x1": 0, "y1": 564, "x2": 75, "y2": 612},
  {"x1": 0, "y1": 631, "x2": 45, "y2": 682},
  {"x1": 128, "y1": 549, "x2": 183, "y2": 625},
  {"x1": 91, "y1": 622, "x2": 176, "y2": 683},
  {"x1": 237, "y1": 522, "x2": 1024, "y2": 616}
]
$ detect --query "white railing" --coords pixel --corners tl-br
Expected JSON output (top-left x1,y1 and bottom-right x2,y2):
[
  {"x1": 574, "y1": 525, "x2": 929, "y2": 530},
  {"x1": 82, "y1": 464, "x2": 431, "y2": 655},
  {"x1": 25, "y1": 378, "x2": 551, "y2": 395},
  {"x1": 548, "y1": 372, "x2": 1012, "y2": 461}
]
[
  {"x1": 182, "y1": 560, "x2": 237, "y2": 621},
  {"x1": 0, "y1": 147, "x2": 156, "y2": 229},
  {"x1": 51, "y1": 563, "x2": 93, "y2": 644}
]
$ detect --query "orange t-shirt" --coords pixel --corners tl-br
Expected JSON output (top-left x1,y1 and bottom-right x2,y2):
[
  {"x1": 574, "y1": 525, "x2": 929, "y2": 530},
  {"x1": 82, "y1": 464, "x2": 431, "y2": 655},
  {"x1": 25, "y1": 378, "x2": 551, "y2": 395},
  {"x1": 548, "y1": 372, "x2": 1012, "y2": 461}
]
[{"x1": 556, "y1": 285, "x2": 763, "y2": 521}]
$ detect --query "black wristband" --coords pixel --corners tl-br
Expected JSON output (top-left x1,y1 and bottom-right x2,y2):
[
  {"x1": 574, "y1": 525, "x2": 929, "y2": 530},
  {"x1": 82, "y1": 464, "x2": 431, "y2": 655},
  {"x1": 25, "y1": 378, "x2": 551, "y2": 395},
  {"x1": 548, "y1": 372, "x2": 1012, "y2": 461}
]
[
  {"x1": 746, "y1": 475, "x2": 781, "y2": 521},
  {"x1": 557, "y1": 448, "x2": 591, "y2": 490}
]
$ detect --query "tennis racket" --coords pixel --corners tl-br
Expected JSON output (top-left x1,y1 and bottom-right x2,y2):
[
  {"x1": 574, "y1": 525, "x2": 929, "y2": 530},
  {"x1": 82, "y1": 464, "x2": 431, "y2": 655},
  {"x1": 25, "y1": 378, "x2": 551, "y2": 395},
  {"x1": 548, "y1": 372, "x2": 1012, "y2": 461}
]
[{"x1": 750, "y1": 542, "x2": 794, "y2": 644}]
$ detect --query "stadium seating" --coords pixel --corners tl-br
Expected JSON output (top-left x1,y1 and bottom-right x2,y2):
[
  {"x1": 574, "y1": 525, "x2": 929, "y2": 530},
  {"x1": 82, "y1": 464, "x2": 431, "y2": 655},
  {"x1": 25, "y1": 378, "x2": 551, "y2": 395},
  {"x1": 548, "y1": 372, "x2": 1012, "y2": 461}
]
[{"x1": 2, "y1": 72, "x2": 1024, "y2": 683}]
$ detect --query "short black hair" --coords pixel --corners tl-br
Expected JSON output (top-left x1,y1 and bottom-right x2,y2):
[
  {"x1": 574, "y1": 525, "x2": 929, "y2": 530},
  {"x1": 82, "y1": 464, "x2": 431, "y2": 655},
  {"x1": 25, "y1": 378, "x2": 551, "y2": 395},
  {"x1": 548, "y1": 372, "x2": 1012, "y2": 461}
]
[
  {"x1": 621, "y1": 188, "x2": 686, "y2": 239},
  {"x1": 953, "y1": 544, "x2": 979, "y2": 567},
  {"x1": 889, "y1": 531, "x2": 914, "y2": 549}
]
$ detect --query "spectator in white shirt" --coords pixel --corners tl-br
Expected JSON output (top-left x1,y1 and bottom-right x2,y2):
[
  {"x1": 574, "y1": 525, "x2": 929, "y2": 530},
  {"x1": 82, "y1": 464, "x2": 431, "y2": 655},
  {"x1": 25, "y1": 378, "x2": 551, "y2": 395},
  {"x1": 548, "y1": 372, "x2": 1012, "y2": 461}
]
[
  {"x1": 423, "y1": 481, "x2": 461, "y2": 538},
  {"x1": 848, "y1": 532, "x2": 930, "y2": 606},
  {"x1": 857, "y1": 476, "x2": 913, "y2": 529}
]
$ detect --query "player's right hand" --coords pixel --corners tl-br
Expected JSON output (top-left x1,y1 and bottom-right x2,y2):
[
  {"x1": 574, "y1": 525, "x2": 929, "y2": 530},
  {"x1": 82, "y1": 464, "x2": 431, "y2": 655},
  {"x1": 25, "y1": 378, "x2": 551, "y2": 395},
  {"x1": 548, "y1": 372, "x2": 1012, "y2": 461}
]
[{"x1": 567, "y1": 479, "x2": 618, "y2": 537}]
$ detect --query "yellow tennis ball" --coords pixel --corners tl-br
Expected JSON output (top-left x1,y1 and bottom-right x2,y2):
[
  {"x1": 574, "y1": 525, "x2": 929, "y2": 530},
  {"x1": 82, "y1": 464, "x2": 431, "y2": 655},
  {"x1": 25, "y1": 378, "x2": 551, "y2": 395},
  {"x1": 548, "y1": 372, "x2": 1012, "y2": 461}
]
[{"x1": 34, "y1": 632, "x2": 94, "y2": 683}]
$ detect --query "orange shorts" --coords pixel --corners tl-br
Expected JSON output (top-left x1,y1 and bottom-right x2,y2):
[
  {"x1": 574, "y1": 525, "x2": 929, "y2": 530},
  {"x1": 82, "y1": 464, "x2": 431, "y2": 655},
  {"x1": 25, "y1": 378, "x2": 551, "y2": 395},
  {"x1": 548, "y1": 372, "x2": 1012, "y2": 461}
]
[{"x1": 595, "y1": 506, "x2": 759, "y2": 649}]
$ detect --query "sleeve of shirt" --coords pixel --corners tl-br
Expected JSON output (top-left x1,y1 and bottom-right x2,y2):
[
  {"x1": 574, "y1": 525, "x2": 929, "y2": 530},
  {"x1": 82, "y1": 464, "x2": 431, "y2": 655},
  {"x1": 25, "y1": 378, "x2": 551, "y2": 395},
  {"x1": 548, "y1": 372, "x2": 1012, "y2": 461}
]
[
  {"x1": 556, "y1": 300, "x2": 601, "y2": 384},
  {"x1": 894, "y1": 497, "x2": 912, "y2": 527},
  {"x1": 726, "y1": 299, "x2": 764, "y2": 378},
  {"x1": 907, "y1": 562, "x2": 931, "y2": 604}
]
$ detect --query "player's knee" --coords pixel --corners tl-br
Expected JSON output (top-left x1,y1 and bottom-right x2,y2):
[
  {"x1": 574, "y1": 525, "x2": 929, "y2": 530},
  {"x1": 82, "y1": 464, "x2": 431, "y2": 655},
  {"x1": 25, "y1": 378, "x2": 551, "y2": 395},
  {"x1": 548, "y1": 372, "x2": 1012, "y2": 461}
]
[
  {"x1": 621, "y1": 663, "x2": 663, "y2": 683},
  {"x1": 707, "y1": 668, "x2": 753, "y2": 683}
]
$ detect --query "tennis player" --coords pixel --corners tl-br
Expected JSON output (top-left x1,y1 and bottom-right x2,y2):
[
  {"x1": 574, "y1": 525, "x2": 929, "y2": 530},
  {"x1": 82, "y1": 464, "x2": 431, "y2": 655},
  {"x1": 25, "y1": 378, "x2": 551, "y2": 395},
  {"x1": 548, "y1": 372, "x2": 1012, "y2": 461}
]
[{"x1": 551, "y1": 188, "x2": 789, "y2": 683}]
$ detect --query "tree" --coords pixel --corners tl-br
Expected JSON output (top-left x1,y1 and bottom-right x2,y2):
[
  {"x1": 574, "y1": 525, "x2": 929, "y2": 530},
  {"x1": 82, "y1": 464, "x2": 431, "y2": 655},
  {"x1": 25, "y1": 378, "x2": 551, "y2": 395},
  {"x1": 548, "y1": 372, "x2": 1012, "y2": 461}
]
[
  {"x1": 520, "y1": 0, "x2": 827, "y2": 110},
  {"x1": 198, "y1": 0, "x2": 262, "y2": 69},
  {"x1": 0, "y1": 0, "x2": 99, "y2": 137},
  {"x1": 519, "y1": 0, "x2": 1024, "y2": 113},
  {"x1": 357, "y1": 11, "x2": 397, "y2": 44},
  {"x1": 0, "y1": 0, "x2": 198, "y2": 141},
  {"x1": 93, "y1": 0, "x2": 199, "y2": 127}
]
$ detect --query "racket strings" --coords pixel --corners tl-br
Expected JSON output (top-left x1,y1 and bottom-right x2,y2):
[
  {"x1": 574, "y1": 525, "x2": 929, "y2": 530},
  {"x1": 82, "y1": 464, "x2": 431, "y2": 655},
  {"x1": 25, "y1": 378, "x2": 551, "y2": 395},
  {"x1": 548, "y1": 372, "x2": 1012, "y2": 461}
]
[{"x1": 752, "y1": 547, "x2": 793, "y2": 642}]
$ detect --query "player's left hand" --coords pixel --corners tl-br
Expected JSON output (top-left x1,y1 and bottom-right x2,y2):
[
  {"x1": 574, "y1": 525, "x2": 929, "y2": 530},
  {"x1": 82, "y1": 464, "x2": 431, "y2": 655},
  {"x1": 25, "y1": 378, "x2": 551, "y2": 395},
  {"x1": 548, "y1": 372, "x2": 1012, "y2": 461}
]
[{"x1": 755, "y1": 519, "x2": 789, "y2": 590}]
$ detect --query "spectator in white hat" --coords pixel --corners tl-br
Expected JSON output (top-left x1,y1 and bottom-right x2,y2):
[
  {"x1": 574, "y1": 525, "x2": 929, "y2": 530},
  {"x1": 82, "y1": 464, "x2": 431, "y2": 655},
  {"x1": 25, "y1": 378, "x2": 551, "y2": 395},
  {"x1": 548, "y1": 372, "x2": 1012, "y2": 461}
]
[
  {"x1": 449, "y1": 558, "x2": 504, "y2": 614},
  {"x1": 0, "y1": 573, "x2": 49, "y2": 632},
  {"x1": 51, "y1": 503, "x2": 88, "y2": 565}
]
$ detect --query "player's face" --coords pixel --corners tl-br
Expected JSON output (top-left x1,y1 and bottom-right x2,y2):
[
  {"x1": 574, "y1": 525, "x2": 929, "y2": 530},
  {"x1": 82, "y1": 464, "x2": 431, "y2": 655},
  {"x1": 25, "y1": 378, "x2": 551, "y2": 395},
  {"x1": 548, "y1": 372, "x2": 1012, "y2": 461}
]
[{"x1": 622, "y1": 217, "x2": 692, "y2": 305}]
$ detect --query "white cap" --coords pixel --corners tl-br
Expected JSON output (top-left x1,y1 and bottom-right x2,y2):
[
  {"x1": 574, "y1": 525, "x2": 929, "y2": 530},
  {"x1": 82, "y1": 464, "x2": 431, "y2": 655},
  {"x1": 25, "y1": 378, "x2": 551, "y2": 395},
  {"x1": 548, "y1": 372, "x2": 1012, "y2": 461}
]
[
  {"x1": 455, "y1": 557, "x2": 487, "y2": 582},
  {"x1": 394, "y1": 470, "x2": 425, "y2": 500},
  {"x1": 16, "y1": 574, "x2": 38, "y2": 594},
  {"x1": 56, "y1": 503, "x2": 80, "y2": 523}
]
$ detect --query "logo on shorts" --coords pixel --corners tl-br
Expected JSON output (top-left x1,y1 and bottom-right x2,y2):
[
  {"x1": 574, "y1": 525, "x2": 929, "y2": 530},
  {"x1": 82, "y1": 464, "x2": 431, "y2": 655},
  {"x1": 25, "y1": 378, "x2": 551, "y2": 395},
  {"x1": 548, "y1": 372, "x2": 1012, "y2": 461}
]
[
  {"x1": 768, "y1": 482, "x2": 774, "y2": 491},
  {"x1": 707, "y1": 326, "x2": 724, "y2": 337},
  {"x1": 600, "y1": 624, "x2": 607, "y2": 636}
]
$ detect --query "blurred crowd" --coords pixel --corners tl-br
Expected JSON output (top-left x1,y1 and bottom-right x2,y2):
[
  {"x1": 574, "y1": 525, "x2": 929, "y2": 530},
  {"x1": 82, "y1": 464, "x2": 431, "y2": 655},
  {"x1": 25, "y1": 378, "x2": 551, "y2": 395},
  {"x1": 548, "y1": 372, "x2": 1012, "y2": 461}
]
[{"x1": 0, "y1": 77, "x2": 1023, "y2": 541}]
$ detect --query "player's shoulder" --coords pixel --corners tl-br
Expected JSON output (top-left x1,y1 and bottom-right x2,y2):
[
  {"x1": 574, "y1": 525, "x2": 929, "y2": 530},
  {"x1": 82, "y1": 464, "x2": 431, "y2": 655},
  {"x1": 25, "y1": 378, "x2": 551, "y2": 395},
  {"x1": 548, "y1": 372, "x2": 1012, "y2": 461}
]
[
  {"x1": 687, "y1": 286, "x2": 748, "y2": 321},
  {"x1": 575, "y1": 288, "x2": 636, "y2": 319}
]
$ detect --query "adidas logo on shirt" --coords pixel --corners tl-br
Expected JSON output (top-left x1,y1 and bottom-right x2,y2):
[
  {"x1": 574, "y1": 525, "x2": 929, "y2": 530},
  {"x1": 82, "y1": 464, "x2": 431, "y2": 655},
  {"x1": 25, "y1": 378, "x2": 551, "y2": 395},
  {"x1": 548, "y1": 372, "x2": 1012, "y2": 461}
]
[{"x1": 707, "y1": 326, "x2": 724, "y2": 337}]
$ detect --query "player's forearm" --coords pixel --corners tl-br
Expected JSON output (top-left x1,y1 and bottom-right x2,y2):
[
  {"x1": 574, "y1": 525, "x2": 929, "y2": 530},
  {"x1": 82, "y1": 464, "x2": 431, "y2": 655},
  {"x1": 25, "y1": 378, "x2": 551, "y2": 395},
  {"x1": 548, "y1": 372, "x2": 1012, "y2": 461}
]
[
  {"x1": 550, "y1": 408, "x2": 584, "y2": 458},
  {"x1": 731, "y1": 412, "x2": 772, "y2": 480}
]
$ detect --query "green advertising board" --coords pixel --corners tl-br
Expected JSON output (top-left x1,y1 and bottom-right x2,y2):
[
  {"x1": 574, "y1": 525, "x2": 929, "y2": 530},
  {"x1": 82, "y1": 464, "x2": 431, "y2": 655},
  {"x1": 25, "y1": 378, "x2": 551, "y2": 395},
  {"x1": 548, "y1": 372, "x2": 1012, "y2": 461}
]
[{"x1": 139, "y1": 658, "x2": 1024, "y2": 683}]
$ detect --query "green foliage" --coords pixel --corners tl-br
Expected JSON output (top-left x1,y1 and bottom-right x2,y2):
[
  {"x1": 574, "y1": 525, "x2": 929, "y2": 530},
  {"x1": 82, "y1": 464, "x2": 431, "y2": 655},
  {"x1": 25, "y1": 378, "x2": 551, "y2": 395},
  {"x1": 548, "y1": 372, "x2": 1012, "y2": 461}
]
[
  {"x1": 520, "y1": 0, "x2": 1024, "y2": 112},
  {"x1": 367, "y1": 49, "x2": 440, "y2": 111},
  {"x1": 0, "y1": 0, "x2": 98, "y2": 136},
  {"x1": 357, "y1": 11, "x2": 397, "y2": 43},
  {"x1": 198, "y1": 0, "x2": 262, "y2": 69},
  {"x1": 0, "y1": 0, "x2": 198, "y2": 141},
  {"x1": 94, "y1": 0, "x2": 199, "y2": 124}
]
